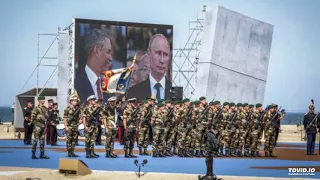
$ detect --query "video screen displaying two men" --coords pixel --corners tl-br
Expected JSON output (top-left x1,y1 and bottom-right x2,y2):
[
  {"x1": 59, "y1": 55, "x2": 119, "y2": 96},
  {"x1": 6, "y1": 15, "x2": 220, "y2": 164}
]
[{"x1": 73, "y1": 19, "x2": 173, "y2": 104}]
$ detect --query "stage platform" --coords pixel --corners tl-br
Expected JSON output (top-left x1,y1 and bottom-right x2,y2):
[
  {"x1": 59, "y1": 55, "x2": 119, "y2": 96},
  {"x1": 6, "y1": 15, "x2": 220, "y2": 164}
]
[{"x1": 0, "y1": 140, "x2": 319, "y2": 179}]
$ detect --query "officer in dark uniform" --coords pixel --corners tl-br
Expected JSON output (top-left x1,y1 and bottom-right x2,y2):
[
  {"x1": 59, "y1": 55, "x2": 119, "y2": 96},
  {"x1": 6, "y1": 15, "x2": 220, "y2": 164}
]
[
  {"x1": 48, "y1": 103, "x2": 60, "y2": 145},
  {"x1": 23, "y1": 100, "x2": 33, "y2": 145},
  {"x1": 95, "y1": 99, "x2": 103, "y2": 145},
  {"x1": 303, "y1": 102, "x2": 319, "y2": 155},
  {"x1": 46, "y1": 99, "x2": 54, "y2": 144}
]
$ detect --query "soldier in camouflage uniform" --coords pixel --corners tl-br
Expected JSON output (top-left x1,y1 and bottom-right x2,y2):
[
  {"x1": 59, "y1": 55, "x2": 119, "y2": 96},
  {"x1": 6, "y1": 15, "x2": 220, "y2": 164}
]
[
  {"x1": 151, "y1": 103, "x2": 166, "y2": 157},
  {"x1": 30, "y1": 96, "x2": 49, "y2": 159},
  {"x1": 226, "y1": 102, "x2": 237, "y2": 156},
  {"x1": 64, "y1": 96, "x2": 81, "y2": 157},
  {"x1": 138, "y1": 98, "x2": 155, "y2": 155},
  {"x1": 207, "y1": 101, "x2": 221, "y2": 157},
  {"x1": 102, "y1": 96, "x2": 118, "y2": 158},
  {"x1": 250, "y1": 103, "x2": 263, "y2": 157},
  {"x1": 176, "y1": 99, "x2": 191, "y2": 157},
  {"x1": 122, "y1": 98, "x2": 139, "y2": 158},
  {"x1": 171, "y1": 101, "x2": 182, "y2": 155},
  {"x1": 263, "y1": 104, "x2": 277, "y2": 157},
  {"x1": 194, "y1": 97, "x2": 208, "y2": 157},
  {"x1": 218, "y1": 102, "x2": 230, "y2": 156},
  {"x1": 163, "y1": 100, "x2": 174, "y2": 156},
  {"x1": 243, "y1": 103, "x2": 252, "y2": 157},
  {"x1": 190, "y1": 101, "x2": 202, "y2": 157},
  {"x1": 82, "y1": 95, "x2": 101, "y2": 158},
  {"x1": 233, "y1": 103, "x2": 247, "y2": 157}
]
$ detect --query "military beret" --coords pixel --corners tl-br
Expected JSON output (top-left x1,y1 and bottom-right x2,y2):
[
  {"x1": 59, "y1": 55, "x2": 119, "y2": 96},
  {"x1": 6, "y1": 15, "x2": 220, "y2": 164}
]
[
  {"x1": 214, "y1": 101, "x2": 221, "y2": 105},
  {"x1": 237, "y1": 103, "x2": 243, "y2": 107},
  {"x1": 158, "y1": 99, "x2": 164, "y2": 103},
  {"x1": 141, "y1": 100, "x2": 147, "y2": 104},
  {"x1": 223, "y1": 102, "x2": 229, "y2": 106},
  {"x1": 194, "y1": 101, "x2": 200, "y2": 105},
  {"x1": 48, "y1": 99, "x2": 53, "y2": 102},
  {"x1": 157, "y1": 103, "x2": 163, "y2": 107},
  {"x1": 165, "y1": 100, "x2": 171, "y2": 104},
  {"x1": 268, "y1": 104, "x2": 277, "y2": 109},
  {"x1": 147, "y1": 96, "x2": 156, "y2": 101},
  {"x1": 229, "y1": 102, "x2": 235, "y2": 107},
  {"x1": 87, "y1": 95, "x2": 96, "y2": 102},
  {"x1": 174, "y1": 101, "x2": 180, "y2": 105},
  {"x1": 128, "y1": 98, "x2": 137, "y2": 102},
  {"x1": 190, "y1": 102, "x2": 194, "y2": 105},
  {"x1": 38, "y1": 96, "x2": 45, "y2": 100},
  {"x1": 69, "y1": 96, "x2": 78, "y2": 101},
  {"x1": 249, "y1": 104, "x2": 254, "y2": 108},
  {"x1": 199, "y1": 96, "x2": 206, "y2": 101},
  {"x1": 255, "y1": 103, "x2": 262, "y2": 108},
  {"x1": 53, "y1": 102, "x2": 58, "y2": 106},
  {"x1": 243, "y1": 103, "x2": 249, "y2": 107},
  {"x1": 182, "y1": 98, "x2": 190, "y2": 103}
]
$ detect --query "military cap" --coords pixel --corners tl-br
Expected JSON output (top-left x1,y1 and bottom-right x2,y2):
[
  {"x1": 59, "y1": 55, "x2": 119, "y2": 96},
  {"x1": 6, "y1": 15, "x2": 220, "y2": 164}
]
[
  {"x1": 194, "y1": 101, "x2": 200, "y2": 105},
  {"x1": 268, "y1": 104, "x2": 277, "y2": 109},
  {"x1": 69, "y1": 96, "x2": 78, "y2": 101},
  {"x1": 157, "y1": 103, "x2": 163, "y2": 107},
  {"x1": 229, "y1": 102, "x2": 235, "y2": 107},
  {"x1": 237, "y1": 103, "x2": 243, "y2": 107},
  {"x1": 199, "y1": 96, "x2": 206, "y2": 101},
  {"x1": 255, "y1": 103, "x2": 262, "y2": 108},
  {"x1": 87, "y1": 95, "x2": 96, "y2": 102},
  {"x1": 165, "y1": 100, "x2": 171, "y2": 104},
  {"x1": 182, "y1": 98, "x2": 190, "y2": 103},
  {"x1": 53, "y1": 102, "x2": 58, "y2": 106},
  {"x1": 128, "y1": 98, "x2": 137, "y2": 102},
  {"x1": 214, "y1": 101, "x2": 221, "y2": 105},
  {"x1": 243, "y1": 103, "x2": 249, "y2": 107},
  {"x1": 249, "y1": 104, "x2": 254, "y2": 108},
  {"x1": 147, "y1": 96, "x2": 156, "y2": 101},
  {"x1": 38, "y1": 96, "x2": 45, "y2": 100},
  {"x1": 309, "y1": 104, "x2": 315, "y2": 109},
  {"x1": 223, "y1": 102, "x2": 229, "y2": 106},
  {"x1": 174, "y1": 101, "x2": 180, "y2": 105},
  {"x1": 48, "y1": 99, "x2": 53, "y2": 103},
  {"x1": 190, "y1": 102, "x2": 194, "y2": 105},
  {"x1": 108, "y1": 96, "x2": 117, "y2": 102}
]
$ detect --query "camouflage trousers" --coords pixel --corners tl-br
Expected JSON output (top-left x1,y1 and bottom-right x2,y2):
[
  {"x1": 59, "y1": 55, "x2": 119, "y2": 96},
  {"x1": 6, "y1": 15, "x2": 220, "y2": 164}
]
[
  {"x1": 176, "y1": 127, "x2": 187, "y2": 150},
  {"x1": 124, "y1": 128, "x2": 136, "y2": 150},
  {"x1": 257, "y1": 129, "x2": 264, "y2": 151},
  {"x1": 244, "y1": 131, "x2": 251, "y2": 153},
  {"x1": 152, "y1": 128, "x2": 165, "y2": 152},
  {"x1": 138, "y1": 127, "x2": 149, "y2": 149},
  {"x1": 164, "y1": 126, "x2": 175, "y2": 151},
  {"x1": 85, "y1": 126, "x2": 97, "y2": 151},
  {"x1": 264, "y1": 128, "x2": 275, "y2": 152},
  {"x1": 194, "y1": 127, "x2": 205, "y2": 150},
  {"x1": 250, "y1": 132, "x2": 259, "y2": 152},
  {"x1": 219, "y1": 130, "x2": 228, "y2": 151},
  {"x1": 105, "y1": 128, "x2": 117, "y2": 152},
  {"x1": 185, "y1": 128, "x2": 195, "y2": 151},
  {"x1": 32, "y1": 125, "x2": 46, "y2": 153},
  {"x1": 66, "y1": 127, "x2": 78, "y2": 153},
  {"x1": 233, "y1": 129, "x2": 246, "y2": 152}
]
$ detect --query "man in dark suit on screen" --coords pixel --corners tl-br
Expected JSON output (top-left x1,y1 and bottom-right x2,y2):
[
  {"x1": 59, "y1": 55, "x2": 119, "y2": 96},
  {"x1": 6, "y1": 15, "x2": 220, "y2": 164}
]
[
  {"x1": 75, "y1": 29, "x2": 113, "y2": 104},
  {"x1": 127, "y1": 34, "x2": 172, "y2": 101}
]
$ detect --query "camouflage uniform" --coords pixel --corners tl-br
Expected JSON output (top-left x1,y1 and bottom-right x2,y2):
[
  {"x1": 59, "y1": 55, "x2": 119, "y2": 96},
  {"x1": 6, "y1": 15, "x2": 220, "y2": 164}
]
[
  {"x1": 31, "y1": 102, "x2": 49, "y2": 159},
  {"x1": 250, "y1": 109, "x2": 261, "y2": 156},
  {"x1": 82, "y1": 104, "x2": 100, "y2": 158},
  {"x1": 176, "y1": 103, "x2": 190, "y2": 157},
  {"x1": 102, "y1": 105, "x2": 118, "y2": 158},
  {"x1": 219, "y1": 109, "x2": 230, "y2": 156},
  {"x1": 243, "y1": 106, "x2": 253, "y2": 156},
  {"x1": 122, "y1": 103, "x2": 138, "y2": 157},
  {"x1": 163, "y1": 104, "x2": 174, "y2": 156},
  {"x1": 171, "y1": 104, "x2": 182, "y2": 155},
  {"x1": 187, "y1": 103, "x2": 198, "y2": 156},
  {"x1": 194, "y1": 103, "x2": 207, "y2": 157},
  {"x1": 138, "y1": 103, "x2": 152, "y2": 155},
  {"x1": 234, "y1": 107, "x2": 247, "y2": 156},
  {"x1": 226, "y1": 109, "x2": 237, "y2": 156},
  {"x1": 151, "y1": 106, "x2": 166, "y2": 157},
  {"x1": 64, "y1": 105, "x2": 80, "y2": 157},
  {"x1": 207, "y1": 106, "x2": 219, "y2": 156},
  {"x1": 263, "y1": 109, "x2": 277, "y2": 157}
]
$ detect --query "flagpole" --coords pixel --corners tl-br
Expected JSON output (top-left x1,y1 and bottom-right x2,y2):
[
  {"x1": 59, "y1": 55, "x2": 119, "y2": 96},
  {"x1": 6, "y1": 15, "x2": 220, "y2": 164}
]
[{"x1": 124, "y1": 54, "x2": 136, "y2": 99}]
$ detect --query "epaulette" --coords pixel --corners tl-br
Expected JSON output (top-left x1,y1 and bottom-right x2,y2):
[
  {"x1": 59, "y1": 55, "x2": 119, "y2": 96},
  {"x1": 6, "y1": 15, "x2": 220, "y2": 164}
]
[{"x1": 24, "y1": 107, "x2": 27, "y2": 110}]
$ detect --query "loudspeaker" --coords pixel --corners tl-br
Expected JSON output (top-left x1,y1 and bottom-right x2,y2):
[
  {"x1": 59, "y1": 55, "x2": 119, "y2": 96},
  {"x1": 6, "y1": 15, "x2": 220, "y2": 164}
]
[
  {"x1": 171, "y1": 86, "x2": 183, "y2": 101},
  {"x1": 59, "y1": 158, "x2": 92, "y2": 176}
]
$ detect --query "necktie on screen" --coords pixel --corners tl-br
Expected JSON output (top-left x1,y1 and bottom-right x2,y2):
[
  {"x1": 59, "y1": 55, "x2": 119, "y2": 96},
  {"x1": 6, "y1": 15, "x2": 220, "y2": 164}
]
[
  {"x1": 96, "y1": 79, "x2": 102, "y2": 100},
  {"x1": 154, "y1": 83, "x2": 161, "y2": 100}
]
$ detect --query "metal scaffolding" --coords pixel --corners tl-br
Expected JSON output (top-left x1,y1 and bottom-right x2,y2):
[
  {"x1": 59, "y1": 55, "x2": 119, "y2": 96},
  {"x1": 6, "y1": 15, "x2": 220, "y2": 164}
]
[{"x1": 172, "y1": 5, "x2": 206, "y2": 100}]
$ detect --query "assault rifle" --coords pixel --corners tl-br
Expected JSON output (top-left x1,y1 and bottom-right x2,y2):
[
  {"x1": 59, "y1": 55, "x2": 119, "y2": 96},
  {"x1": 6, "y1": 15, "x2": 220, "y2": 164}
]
[
  {"x1": 199, "y1": 104, "x2": 210, "y2": 121},
  {"x1": 183, "y1": 106, "x2": 193, "y2": 128},
  {"x1": 227, "y1": 110, "x2": 238, "y2": 130},
  {"x1": 67, "y1": 103, "x2": 84, "y2": 125},
  {"x1": 87, "y1": 106, "x2": 104, "y2": 126},
  {"x1": 244, "y1": 111, "x2": 253, "y2": 129},
  {"x1": 306, "y1": 112, "x2": 320, "y2": 130},
  {"x1": 265, "y1": 106, "x2": 282, "y2": 129},
  {"x1": 127, "y1": 108, "x2": 140, "y2": 125},
  {"x1": 164, "y1": 107, "x2": 174, "y2": 127}
]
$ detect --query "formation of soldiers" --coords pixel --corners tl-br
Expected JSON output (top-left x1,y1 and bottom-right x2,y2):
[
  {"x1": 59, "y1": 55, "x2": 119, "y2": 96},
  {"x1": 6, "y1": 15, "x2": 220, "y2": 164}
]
[
  {"x1": 27, "y1": 93, "x2": 286, "y2": 159},
  {"x1": 61, "y1": 94, "x2": 286, "y2": 159}
]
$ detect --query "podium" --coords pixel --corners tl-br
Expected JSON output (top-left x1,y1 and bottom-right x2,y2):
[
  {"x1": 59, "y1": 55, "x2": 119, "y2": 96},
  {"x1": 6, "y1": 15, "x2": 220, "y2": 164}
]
[{"x1": 59, "y1": 158, "x2": 92, "y2": 176}]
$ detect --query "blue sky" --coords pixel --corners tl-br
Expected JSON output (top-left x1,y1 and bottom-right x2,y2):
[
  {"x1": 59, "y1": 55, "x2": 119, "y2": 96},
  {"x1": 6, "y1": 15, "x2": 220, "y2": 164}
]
[{"x1": 0, "y1": 0, "x2": 319, "y2": 112}]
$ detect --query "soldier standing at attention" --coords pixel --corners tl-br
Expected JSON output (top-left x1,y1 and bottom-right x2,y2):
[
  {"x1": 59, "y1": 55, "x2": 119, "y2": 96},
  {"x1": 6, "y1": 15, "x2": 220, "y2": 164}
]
[
  {"x1": 243, "y1": 103, "x2": 252, "y2": 157},
  {"x1": 234, "y1": 103, "x2": 246, "y2": 157},
  {"x1": 262, "y1": 104, "x2": 277, "y2": 157},
  {"x1": 227, "y1": 102, "x2": 237, "y2": 157},
  {"x1": 47, "y1": 103, "x2": 60, "y2": 146},
  {"x1": 123, "y1": 98, "x2": 139, "y2": 158},
  {"x1": 23, "y1": 100, "x2": 33, "y2": 145},
  {"x1": 82, "y1": 95, "x2": 100, "y2": 158},
  {"x1": 151, "y1": 103, "x2": 166, "y2": 157},
  {"x1": 163, "y1": 100, "x2": 174, "y2": 156},
  {"x1": 138, "y1": 98, "x2": 154, "y2": 155},
  {"x1": 46, "y1": 99, "x2": 54, "y2": 145},
  {"x1": 64, "y1": 96, "x2": 81, "y2": 157},
  {"x1": 95, "y1": 99, "x2": 103, "y2": 146},
  {"x1": 103, "y1": 96, "x2": 118, "y2": 158},
  {"x1": 218, "y1": 102, "x2": 230, "y2": 156},
  {"x1": 303, "y1": 101, "x2": 319, "y2": 155},
  {"x1": 30, "y1": 96, "x2": 49, "y2": 159}
]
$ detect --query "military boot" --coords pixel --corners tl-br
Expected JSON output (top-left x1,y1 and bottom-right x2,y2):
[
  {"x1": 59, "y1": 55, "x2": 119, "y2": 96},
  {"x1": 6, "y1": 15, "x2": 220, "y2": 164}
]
[
  {"x1": 173, "y1": 147, "x2": 178, "y2": 155},
  {"x1": 200, "y1": 150, "x2": 206, "y2": 157},
  {"x1": 110, "y1": 151, "x2": 118, "y2": 158},
  {"x1": 226, "y1": 150, "x2": 230, "y2": 157},
  {"x1": 159, "y1": 151, "x2": 166, "y2": 157},
  {"x1": 237, "y1": 151, "x2": 243, "y2": 157},
  {"x1": 143, "y1": 149, "x2": 150, "y2": 155},
  {"x1": 105, "y1": 150, "x2": 110, "y2": 158},
  {"x1": 269, "y1": 151, "x2": 277, "y2": 158},
  {"x1": 139, "y1": 148, "x2": 143, "y2": 155},
  {"x1": 32, "y1": 152, "x2": 38, "y2": 159},
  {"x1": 71, "y1": 151, "x2": 79, "y2": 157},
  {"x1": 86, "y1": 149, "x2": 92, "y2": 158},
  {"x1": 152, "y1": 151, "x2": 158, "y2": 157},
  {"x1": 265, "y1": 152, "x2": 269, "y2": 157},
  {"x1": 256, "y1": 151, "x2": 262, "y2": 157},
  {"x1": 91, "y1": 150, "x2": 99, "y2": 158},
  {"x1": 166, "y1": 150, "x2": 174, "y2": 157},
  {"x1": 177, "y1": 149, "x2": 183, "y2": 157},
  {"x1": 244, "y1": 151, "x2": 250, "y2": 157},
  {"x1": 129, "y1": 149, "x2": 137, "y2": 158},
  {"x1": 251, "y1": 151, "x2": 257, "y2": 157},
  {"x1": 230, "y1": 149, "x2": 237, "y2": 157},
  {"x1": 68, "y1": 151, "x2": 73, "y2": 157},
  {"x1": 124, "y1": 149, "x2": 129, "y2": 158},
  {"x1": 40, "y1": 152, "x2": 50, "y2": 159},
  {"x1": 185, "y1": 150, "x2": 193, "y2": 157}
]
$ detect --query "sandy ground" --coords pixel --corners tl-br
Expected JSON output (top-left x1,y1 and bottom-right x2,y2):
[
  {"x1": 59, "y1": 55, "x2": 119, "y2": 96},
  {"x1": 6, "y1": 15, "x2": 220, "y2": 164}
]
[{"x1": 0, "y1": 167, "x2": 312, "y2": 180}]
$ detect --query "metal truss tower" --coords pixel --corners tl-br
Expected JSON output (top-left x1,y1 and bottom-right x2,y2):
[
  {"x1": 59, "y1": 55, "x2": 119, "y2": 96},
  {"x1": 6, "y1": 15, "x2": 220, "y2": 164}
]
[{"x1": 172, "y1": 5, "x2": 206, "y2": 100}]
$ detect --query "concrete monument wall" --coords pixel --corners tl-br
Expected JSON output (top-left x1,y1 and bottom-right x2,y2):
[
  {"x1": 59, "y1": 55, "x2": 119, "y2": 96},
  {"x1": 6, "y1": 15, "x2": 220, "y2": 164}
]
[{"x1": 195, "y1": 5, "x2": 273, "y2": 104}]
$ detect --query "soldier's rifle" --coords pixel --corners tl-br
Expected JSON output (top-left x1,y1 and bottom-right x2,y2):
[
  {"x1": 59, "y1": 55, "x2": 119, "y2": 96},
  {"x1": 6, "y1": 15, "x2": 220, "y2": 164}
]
[
  {"x1": 227, "y1": 110, "x2": 238, "y2": 130},
  {"x1": 183, "y1": 106, "x2": 193, "y2": 128},
  {"x1": 87, "y1": 105, "x2": 104, "y2": 126},
  {"x1": 164, "y1": 107, "x2": 174, "y2": 127},
  {"x1": 244, "y1": 111, "x2": 253, "y2": 129},
  {"x1": 126, "y1": 108, "x2": 140, "y2": 126},
  {"x1": 67, "y1": 103, "x2": 84, "y2": 125},
  {"x1": 265, "y1": 106, "x2": 282, "y2": 129},
  {"x1": 306, "y1": 112, "x2": 320, "y2": 130}
]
